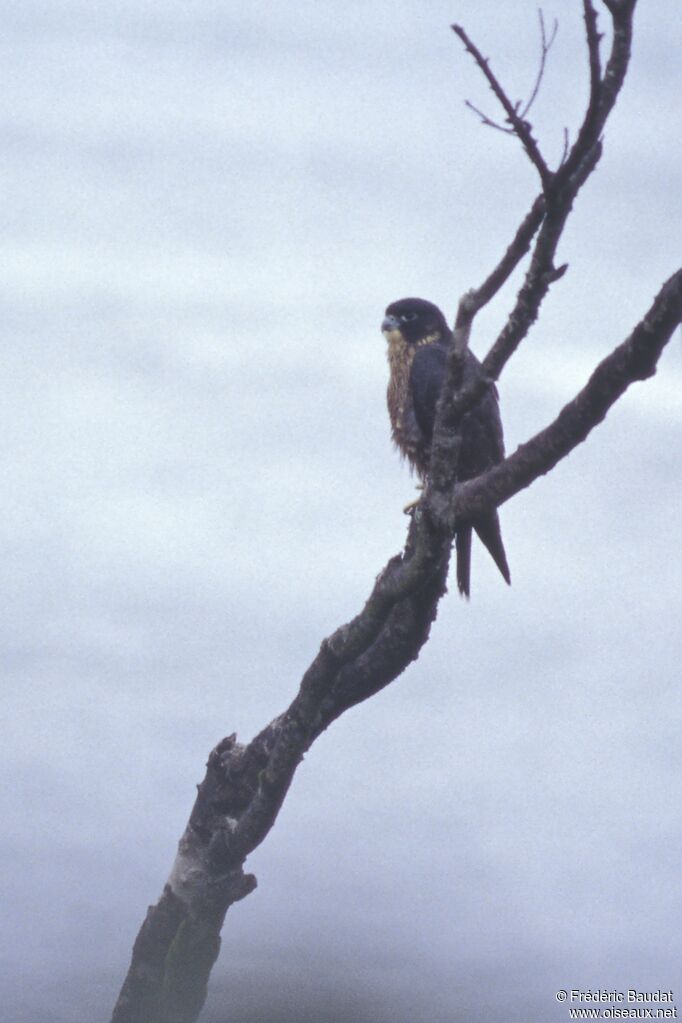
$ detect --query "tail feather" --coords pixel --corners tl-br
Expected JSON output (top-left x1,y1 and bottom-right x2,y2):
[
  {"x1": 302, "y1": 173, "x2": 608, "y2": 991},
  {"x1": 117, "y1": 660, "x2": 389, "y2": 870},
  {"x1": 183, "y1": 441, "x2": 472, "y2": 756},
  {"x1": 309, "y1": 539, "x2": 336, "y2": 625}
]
[
  {"x1": 455, "y1": 525, "x2": 472, "y2": 599},
  {"x1": 474, "y1": 511, "x2": 511, "y2": 587},
  {"x1": 455, "y1": 513, "x2": 511, "y2": 599}
]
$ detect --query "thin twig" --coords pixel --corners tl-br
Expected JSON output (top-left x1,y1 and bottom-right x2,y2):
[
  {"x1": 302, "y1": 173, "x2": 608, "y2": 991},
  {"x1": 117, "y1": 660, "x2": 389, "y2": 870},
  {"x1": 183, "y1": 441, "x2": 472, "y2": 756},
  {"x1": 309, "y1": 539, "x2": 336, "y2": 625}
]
[
  {"x1": 452, "y1": 23, "x2": 553, "y2": 191},
  {"x1": 464, "y1": 98, "x2": 514, "y2": 134},
  {"x1": 458, "y1": 12, "x2": 558, "y2": 145},
  {"x1": 518, "y1": 10, "x2": 559, "y2": 120},
  {"x1": 560, "y1": 127, "x2": 570, "y2": 166}
]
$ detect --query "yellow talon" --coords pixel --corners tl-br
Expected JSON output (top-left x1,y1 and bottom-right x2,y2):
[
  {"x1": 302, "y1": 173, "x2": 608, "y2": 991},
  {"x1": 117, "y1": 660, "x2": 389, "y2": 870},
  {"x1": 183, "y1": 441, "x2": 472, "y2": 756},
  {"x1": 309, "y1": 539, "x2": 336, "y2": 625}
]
[{"x1": 403, "y1": 485, "x2": 423, "y2": 515}]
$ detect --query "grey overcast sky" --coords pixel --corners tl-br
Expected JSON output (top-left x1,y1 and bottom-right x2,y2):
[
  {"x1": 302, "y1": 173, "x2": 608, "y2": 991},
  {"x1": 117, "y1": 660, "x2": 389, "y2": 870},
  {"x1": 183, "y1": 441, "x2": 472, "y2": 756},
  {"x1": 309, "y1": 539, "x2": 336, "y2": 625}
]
[{"x1": 1, "y1": 2, "x2": 681, "y2": 1021}]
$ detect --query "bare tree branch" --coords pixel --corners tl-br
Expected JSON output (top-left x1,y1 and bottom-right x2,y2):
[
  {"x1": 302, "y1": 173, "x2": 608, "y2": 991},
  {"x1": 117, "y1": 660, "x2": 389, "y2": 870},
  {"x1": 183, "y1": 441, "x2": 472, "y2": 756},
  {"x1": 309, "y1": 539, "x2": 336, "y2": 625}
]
[
  {"x1": 438, "y1": 268, "x2": 682, "y2": 527},
  {"x1": 452, "y1": 23, "x2": 553, "y2": 190},
  {"x1": 456, "y1": 193, "x2": 546, "y2": 325},
  {"x1": 460, "y1": 12, "x2": 557, "y2": 138},
  {"x1": 443, "y1": 0, "x2": 632, "y2": 453},
  {"x1": 463, "y1": 97, "x2": 515, "y2": 135},
  {"x1": 558, "y1": 0, "x2": 634, "y2": 188},
  {"x1": 583, "y1": 0, "x2": 603, "y2": 109},
  {"x1": 433, "y1": 0, "x2": 637, "y2": 485}
]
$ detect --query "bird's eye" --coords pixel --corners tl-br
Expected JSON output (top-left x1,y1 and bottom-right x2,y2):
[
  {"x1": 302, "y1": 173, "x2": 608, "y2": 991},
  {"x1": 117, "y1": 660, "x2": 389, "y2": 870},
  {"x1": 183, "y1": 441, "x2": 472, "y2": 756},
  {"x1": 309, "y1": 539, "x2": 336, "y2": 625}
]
[{"x1": 401, "y1": 312, "x2": 418, "y2": 322}]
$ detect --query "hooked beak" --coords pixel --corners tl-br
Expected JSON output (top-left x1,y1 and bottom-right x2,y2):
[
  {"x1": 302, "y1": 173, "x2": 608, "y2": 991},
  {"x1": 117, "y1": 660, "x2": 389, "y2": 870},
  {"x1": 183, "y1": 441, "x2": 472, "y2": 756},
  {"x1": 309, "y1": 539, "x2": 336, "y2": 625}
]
[{"x1": 381, "y1": 314, "x2": 401, "y2": 334}]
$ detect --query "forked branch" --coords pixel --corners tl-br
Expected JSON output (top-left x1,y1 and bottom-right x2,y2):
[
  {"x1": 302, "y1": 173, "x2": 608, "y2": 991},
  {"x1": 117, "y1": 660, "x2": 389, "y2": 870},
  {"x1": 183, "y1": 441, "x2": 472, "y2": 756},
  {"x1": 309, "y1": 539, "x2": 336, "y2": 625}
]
[
  {"x1": 460, "y1": 10, "x2": 558, "y2": 138},
  {"x1": 436, "y1": 0, "x2": 635, "y2": 461},
  {"x1": 452, "y1": 23, "x2": 553, "y2": 190},
  {"x1": 444, "y1": 269, "x2": 682, "y2": 526}
]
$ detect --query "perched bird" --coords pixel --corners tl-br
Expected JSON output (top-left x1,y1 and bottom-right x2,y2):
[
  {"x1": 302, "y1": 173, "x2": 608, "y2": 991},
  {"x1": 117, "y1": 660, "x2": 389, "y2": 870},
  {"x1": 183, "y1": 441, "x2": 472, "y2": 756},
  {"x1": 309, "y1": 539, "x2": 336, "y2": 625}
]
[{"x1": 382, "y1": 297, "x2": 510, "y2": 598}]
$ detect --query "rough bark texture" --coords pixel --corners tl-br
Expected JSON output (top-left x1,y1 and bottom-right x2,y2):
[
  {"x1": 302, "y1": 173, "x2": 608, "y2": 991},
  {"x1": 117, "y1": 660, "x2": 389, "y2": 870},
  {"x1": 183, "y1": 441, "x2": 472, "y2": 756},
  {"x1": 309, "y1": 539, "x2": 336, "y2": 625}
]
[
  {"x1": 111, "y1": 3, "x2": 681, "y2": 1021},
  {"x1": 112, "y1": 519, "x2": 451, "y2": 1023}
]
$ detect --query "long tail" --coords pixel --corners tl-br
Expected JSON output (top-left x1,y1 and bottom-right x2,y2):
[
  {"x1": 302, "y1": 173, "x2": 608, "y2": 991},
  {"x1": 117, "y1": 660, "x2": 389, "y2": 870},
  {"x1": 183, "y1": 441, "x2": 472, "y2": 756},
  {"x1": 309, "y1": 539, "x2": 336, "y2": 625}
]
[
  {"x1": 455, "y1": 525, "x2": 473, "y2": 599},
  {"x1": 456, "y1": 512, "x2": 511, "y2": 599},
  {"x1": 474, "y1": 511, "x2": 511, "y2": 587}
]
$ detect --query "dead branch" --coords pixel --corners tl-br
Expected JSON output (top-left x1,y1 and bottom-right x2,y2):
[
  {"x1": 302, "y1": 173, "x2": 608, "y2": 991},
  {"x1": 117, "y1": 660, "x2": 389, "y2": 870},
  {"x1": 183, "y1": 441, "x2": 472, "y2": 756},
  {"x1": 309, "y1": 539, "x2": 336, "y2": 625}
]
[
  {"x1": 438, "y1": 269, "x2": 682, "y2": 529},
  {"x1": 463, "y1": 97, "x2": 514, "y2": 135},
  {"x1": 462, "y1": 9, "x2": 558, "y2": 137},
  {"x1": 452, "y1": 23, "x2": 553, "y2": 190},
  {"x1": 519, "y1": 11, "x2": 559, "y2": 121},
  {"x1": 431, "y1": 0, "x2": 637, "y2": 480},
  {"x1": 583, "y1": 0, "x2": 603, "y2": 108}
]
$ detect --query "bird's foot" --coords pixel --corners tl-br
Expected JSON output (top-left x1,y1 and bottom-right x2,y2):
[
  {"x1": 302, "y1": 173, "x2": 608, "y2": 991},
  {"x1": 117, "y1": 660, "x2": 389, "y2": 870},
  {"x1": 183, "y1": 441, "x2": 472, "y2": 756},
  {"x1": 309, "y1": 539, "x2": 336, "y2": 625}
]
[{"x1": 403, "y1": 485, "x2": 424, "y2": 516}]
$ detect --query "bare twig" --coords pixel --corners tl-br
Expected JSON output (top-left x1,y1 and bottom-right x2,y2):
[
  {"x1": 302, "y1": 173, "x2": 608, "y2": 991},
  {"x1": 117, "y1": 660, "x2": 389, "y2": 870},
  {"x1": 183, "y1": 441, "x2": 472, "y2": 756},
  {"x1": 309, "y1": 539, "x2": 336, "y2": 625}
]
[
  {"x1": 452, "y1": 22, "x2": 553, "y2": 190},
  {"x1": 459, "y1": 12, "x2": 558, "y2": 143},
  {"x1": 464, "y1": 98, "x2": 514, "y2": 134},
  {"x1": 518, "y1": 10, "x2": 559, "y2": 121},
  {"x1": 560, "y1": 126, "x2": 570, "y2": 165}
]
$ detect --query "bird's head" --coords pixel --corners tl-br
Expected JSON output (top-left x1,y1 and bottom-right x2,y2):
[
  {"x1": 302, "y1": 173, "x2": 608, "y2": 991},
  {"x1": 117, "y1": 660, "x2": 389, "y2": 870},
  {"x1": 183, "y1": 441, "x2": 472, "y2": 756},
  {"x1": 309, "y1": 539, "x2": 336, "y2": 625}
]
[{"x1": 381, "y1": 297, "x2": 450, "y2": 346}]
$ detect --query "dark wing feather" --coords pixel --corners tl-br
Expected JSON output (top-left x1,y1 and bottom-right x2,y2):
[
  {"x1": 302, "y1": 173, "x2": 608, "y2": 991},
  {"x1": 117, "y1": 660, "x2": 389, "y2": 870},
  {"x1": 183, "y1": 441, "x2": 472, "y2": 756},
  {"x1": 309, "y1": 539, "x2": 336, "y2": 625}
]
[
  {"x1": 458, "y1": 353, "x2": 510, "y2": 591},
  {"x1": 473, "y1": 514, "x2": 510, "y2": 587},
  {"x1": 456, "y1": 525, "x2": 473, "y2": 599},
  {"x1": 409, "y1": 344, "x2": 447, "y2": 443},
  {"x1": 410, "y1": 347, "x2": 510, "y2": 595},
  {"x1": 458, "y1": 351, "x2": 505, "y2": 478}
]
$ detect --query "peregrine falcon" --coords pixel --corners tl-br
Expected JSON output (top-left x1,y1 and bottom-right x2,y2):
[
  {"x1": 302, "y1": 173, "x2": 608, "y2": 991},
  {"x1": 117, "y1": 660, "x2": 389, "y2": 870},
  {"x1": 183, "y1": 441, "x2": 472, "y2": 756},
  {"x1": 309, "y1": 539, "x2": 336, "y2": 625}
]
[{"x1": 382, "y1": 297, "x2": 510, "y2": 598}]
